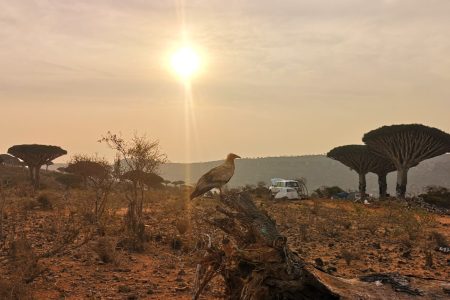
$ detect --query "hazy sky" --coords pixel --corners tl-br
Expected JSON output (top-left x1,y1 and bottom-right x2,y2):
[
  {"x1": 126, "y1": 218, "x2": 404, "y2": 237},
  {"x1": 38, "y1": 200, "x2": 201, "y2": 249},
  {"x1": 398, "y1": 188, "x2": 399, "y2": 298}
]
[{"x1": 1, "y1": 0, "x2": 449, "y2": 163}]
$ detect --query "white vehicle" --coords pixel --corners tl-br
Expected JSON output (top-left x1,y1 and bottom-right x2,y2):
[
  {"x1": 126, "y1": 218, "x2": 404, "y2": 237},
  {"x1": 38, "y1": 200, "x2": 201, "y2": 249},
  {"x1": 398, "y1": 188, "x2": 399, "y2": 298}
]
[{"x1": 269, "y1": 178, "x2": 307, "y2": 200}]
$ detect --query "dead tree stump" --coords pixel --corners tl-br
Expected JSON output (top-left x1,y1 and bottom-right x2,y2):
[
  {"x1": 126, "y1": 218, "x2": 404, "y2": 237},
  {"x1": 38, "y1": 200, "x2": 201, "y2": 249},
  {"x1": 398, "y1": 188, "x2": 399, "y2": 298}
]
[{"x1": 193, "y1": 192, "x2": 450, "y2": 299}]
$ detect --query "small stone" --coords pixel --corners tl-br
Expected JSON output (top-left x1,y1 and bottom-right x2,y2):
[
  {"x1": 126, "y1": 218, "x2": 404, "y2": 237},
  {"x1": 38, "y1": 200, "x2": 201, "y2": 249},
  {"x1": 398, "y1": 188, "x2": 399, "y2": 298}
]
[
  {"x1": 118, "y1": 285, "x2": 131, "y2": 293},
  {"x1": 371, "y1": 242, "x2": 381, "y2": 249},
  {"x1": 314, "y1": 258, "x2": 324, "y2": 267},
  {"x1": 401, "y1": 250, "x2": 412, "y2": 259}
]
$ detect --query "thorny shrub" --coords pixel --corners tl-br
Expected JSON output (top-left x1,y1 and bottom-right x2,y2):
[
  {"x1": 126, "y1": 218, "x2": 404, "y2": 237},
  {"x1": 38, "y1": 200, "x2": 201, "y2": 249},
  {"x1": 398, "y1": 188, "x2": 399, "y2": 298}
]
[
  {"x1": 341, "y1": 249, "x2": 360, "y2": 266},
  {"x1": 93, "y1": 237, "x2": 119, "y2": 264}
]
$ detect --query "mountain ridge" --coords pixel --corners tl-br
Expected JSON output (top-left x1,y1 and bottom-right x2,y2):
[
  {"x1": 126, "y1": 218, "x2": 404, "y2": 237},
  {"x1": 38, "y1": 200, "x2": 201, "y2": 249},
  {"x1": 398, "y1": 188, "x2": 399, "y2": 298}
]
[{"x1": 160, "y1": 154, "x2": 450, "y2": 196}]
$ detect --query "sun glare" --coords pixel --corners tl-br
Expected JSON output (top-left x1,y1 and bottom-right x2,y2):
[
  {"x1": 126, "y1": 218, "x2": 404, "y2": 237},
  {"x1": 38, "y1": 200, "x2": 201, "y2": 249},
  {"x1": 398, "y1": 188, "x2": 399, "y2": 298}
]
[{"x1": 171, "y1": 46, "x2": 200, "y2": 79}]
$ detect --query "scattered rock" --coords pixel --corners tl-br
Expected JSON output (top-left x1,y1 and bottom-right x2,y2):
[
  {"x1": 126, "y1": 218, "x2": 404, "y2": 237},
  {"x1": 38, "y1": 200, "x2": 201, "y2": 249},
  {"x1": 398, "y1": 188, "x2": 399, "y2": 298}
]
[
  {"x1": 118, "y1": 285, "x2": 131, "y2": 293},
  {"x1": 314, "y1": 258, "x2": 324, "y2": 267},
  {"x1": 436, "y1": 247, "x2": 450, "y2": 254},
  {"x1": 401, "y1": 250, "x2": 412, "y2": 259},
  {"x1": 371, "y1": 242, "x2": 381, "y2": 249},
  {"x1": 175, "y1": 286, "x2": 189, "y2": 292}
]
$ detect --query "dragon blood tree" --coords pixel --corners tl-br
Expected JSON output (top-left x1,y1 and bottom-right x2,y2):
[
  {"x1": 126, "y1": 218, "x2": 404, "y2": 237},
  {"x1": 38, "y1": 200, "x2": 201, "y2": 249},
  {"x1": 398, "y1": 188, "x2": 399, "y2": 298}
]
[
  {"x1": 8, "y1": 144, "x2": 67, "y2": 189},
  {"x1": 367, "y1": 156, "x2": 396, "y2": 198},
  {"x1": 327, "y1": 145, "x2": 382, "y2": 199},
  {"x1": 363, "y1": 124, "x2": 450, "y2": 198}
]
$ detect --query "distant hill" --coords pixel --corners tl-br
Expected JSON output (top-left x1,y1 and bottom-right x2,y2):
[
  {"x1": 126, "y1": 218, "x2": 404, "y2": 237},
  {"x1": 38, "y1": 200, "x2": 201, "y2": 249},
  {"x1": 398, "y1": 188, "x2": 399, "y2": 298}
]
[
  {"x1": 48, "y1": 154, "x2": 450, "y2": 196},
  {"x1": 160, "y1": 154, "x2": 450, "y2": 196}
]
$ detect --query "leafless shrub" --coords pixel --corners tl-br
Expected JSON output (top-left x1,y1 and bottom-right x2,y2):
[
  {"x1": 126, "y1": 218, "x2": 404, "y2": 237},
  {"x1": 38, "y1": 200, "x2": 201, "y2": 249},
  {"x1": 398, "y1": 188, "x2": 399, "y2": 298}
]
[
  {"x1": 165, "y1": 196, "x2": 185, "y2": 212},
  {"x1": 93, "y1": 237, "x2": 118, "y2": 264},
  {"x1": 100, "y1": 132, "x2": 167, "y2": 248},
  {"x1": 20, "y1": 198, "x2": 39, "y2": 211},
  {"x1": 425, "y1": 250, "x2": 433, "y2": 268},
  {"x1": 401, "y1": 214, "x2": 422, "y2": 241},
  {"x1": 311, "y1": 201, "x2": 321, "y2": 215},
  {"x1": 298, "y1": 223, "x2": 309, "y2": 241},
  {"x1": 36, "y1": 193, "x2": 53, "y2": 210},
  {"x1": 8, "y1": 237, "x2": 40, "y2": 281},
  {"x1": 0, "y1": 279, "x2": 32, "y2": 300},
  {"x1": 316, "y1": 218, "x2": 342, "y2": 238},
  {"x1": 341, "y1": 249, "x2": 359, "y2": 266},
  {"x1": 430, "y1": 231, "x2": 448, "y2": 247},
  {"x1": 360, "y1": 215, "x2": 379, "y2": 235},
  {"x1": 176, "y1": 218, "x2": 189, "y2": 235}
]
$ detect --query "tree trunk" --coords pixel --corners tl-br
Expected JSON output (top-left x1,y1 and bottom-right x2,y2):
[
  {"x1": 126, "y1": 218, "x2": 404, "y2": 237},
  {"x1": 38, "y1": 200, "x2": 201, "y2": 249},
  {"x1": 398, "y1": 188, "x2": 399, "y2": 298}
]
[
  {"x1": 358, "y1": 173, "x2": 366, "y2": 200},
  {"x1": 378, "y1": 172, "x2": 388, "y2": 198},
  {"x1": 193, "y1": 192, "x2": 449, "y2": 299},
  {"x1": 28, "y1": 166, "x2": 35, "y2": 185},
  {"x1": 34, "y1": 166, "x2": 41, "y2": 190},
  {"x1": 396, "y1": 167, "x2": 409, "y2": 198}
]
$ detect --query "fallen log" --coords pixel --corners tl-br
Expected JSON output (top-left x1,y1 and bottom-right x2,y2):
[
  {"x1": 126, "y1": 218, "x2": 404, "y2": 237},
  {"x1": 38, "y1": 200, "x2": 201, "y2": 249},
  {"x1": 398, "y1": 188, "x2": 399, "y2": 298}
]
[{"x1": 193, "y1": 192, "x2": 450, "y2": 299}]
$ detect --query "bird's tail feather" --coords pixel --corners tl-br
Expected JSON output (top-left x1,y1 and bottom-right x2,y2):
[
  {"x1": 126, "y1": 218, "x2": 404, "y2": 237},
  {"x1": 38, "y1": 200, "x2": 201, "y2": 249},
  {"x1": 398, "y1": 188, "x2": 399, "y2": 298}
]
[{"x1": 190, "y1": 189, "x2": 199, "y2": 200}]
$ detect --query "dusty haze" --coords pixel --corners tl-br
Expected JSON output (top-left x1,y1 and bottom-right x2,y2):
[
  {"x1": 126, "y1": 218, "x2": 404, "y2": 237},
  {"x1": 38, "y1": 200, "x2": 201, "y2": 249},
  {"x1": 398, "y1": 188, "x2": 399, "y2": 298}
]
[{"x1": 1, "y1": 0, "x2": 449, "y2": 162}]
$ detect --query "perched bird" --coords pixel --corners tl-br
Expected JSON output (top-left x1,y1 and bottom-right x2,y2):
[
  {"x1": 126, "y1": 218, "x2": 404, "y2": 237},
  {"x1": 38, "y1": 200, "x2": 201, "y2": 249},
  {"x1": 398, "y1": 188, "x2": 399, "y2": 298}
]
[{"x1": 190, "y1": 153, "x2": 241, "y2": 200}]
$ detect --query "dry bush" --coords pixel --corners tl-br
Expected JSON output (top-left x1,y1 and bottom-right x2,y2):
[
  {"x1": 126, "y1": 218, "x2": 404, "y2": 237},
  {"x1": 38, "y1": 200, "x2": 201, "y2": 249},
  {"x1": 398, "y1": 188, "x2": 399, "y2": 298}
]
[
  {"x1": 36, "y1": 193, "x2": 53, "y2": 210},
  {"x1": 341, "y1": 249, "x2": 360, "y2": 266},
  {"x1": 298, "y1": 223, "x2": 310, "y2": 241},
  {"x1": 8, "y1": 237, "x2": 40, "y2": 282},
  {"x1": 165, "y1": 196, "x2": 186, "y2": 212},
  {"x1": 20, "y1": 198, "x2": 39, "y2": 211},
  {"x1": 399, "y1": 212, "x2": 422, "y2": 241},
  {"x1": 176, "y1": 218, "x2": 189, "y2": 235},
  {"x1": 0, "y1": 279, "x2": 32, "y2": 300},
  {"x1": 93, "y1": 237, "x2": 118, "y2": 264},
  {"x1": 425, "y1": 250, "x2": 433, "y2": 268},
  {"x1": 311, "y1": 200, "x2": 321, "y2": 215},
  {"x1": 416, "y1": 210, "x2": 438, "y2": 228},
  {"x1": 430, "y1": 231, "x2": 448, "y2": 247},
  {"x1": 316, "y1": 217, "x2": 342, "y2": 238},
  {"x1": 360, "y1": 215, "x2": 380, "y2": 235}
]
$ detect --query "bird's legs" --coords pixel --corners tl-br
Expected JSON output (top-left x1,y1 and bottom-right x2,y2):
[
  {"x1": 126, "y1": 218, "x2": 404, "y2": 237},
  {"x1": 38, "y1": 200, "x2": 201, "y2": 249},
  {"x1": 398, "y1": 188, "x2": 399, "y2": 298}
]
[{"x1": 219, "y1": 187, "x2": 223, "y2": 200}]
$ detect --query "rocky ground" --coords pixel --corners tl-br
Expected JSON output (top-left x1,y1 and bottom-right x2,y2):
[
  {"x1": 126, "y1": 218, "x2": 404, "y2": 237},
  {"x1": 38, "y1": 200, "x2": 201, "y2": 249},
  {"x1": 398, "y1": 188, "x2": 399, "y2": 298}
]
[{"x1": 1, "y1": 186, "x2": 449, "y2": 299}]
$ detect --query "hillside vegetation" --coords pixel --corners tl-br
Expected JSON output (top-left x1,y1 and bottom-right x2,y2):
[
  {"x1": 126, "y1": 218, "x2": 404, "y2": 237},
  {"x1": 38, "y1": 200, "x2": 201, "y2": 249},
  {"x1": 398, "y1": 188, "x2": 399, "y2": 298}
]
[{"x1": 160, "y1": 154, "x2": 450, "y2": 195}]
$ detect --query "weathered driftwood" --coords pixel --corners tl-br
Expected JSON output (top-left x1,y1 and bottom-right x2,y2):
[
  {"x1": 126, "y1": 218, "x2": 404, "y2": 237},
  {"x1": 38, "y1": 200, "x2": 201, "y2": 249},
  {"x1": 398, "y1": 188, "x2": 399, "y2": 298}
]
[{"x1": 193, "y1": 192, "x2": 450, "y2": 300}]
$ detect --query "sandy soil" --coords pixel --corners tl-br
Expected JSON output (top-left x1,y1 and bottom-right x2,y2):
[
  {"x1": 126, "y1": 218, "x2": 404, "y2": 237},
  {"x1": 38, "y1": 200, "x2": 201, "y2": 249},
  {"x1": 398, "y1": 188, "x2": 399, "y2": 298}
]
[{"x1": 1, "y1": 194, "x2": 449, "y2": 299}]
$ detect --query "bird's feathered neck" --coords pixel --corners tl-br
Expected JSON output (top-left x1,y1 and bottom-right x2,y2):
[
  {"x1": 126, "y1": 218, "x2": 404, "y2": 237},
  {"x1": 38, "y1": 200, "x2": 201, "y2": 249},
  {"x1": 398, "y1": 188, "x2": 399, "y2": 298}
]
[{"x1": 225, "y1": 157, "x2": 236, "y2": 165}]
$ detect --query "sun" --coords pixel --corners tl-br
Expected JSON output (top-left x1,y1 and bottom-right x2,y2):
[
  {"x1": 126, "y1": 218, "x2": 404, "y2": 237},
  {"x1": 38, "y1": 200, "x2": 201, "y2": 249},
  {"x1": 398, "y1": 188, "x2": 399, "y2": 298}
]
[{"x1": 171, "y1": 46, "x2": 200, "y2": 79}]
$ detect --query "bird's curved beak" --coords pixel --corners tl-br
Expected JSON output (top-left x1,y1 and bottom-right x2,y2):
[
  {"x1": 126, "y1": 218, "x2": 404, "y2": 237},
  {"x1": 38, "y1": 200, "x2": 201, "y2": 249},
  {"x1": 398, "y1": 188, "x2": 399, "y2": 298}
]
[{"x1": 235, "y1": 154, "x2": 241, "y2": 159}]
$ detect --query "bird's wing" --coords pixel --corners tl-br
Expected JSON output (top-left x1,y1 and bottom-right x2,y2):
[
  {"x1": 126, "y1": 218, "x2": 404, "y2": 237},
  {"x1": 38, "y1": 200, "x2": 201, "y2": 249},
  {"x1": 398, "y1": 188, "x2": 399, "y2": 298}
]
[
  {"x1": 190, "y1": 163, "x2": 234, "y2": 199},
  {"x1": 201, "y1": 164, "x2": 234, "y2": 184}
]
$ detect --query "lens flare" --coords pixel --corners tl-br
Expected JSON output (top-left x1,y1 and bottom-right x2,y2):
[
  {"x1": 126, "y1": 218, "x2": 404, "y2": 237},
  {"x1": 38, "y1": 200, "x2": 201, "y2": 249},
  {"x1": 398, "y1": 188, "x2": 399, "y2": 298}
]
[{"x1": 171, "y1": 46, "x2": 200, "y2": 78}]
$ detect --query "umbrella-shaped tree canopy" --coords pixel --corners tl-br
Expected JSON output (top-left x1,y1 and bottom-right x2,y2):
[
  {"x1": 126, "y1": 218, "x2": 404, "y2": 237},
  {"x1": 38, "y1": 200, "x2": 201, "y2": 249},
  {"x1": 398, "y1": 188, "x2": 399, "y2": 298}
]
[
  {"x1": 7, "y1": 144, "x2": 67, "y2": 188},
  {"x1": 327, "y1": 145, "x2": 382, "y2": 198},
  {"x1": 363, "y1": 124, "x2": 450, "y2": 197}
]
